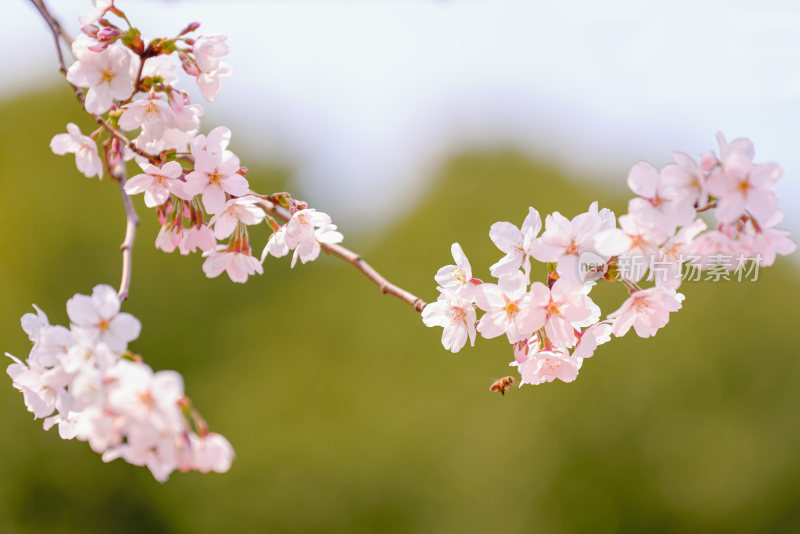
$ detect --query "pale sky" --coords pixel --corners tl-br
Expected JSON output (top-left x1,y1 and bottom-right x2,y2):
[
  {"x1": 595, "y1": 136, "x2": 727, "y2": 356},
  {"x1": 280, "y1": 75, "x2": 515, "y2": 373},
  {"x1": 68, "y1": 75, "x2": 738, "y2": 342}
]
[{"x1": 4, "y1": 0, "x2": 800, "y2": 235}]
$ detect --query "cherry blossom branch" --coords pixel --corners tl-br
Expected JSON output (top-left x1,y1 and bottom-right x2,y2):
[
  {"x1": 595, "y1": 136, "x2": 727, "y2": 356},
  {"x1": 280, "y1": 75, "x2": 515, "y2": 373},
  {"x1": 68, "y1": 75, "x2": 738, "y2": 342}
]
[
  {"x1": 259, "y1": 198, "x2": 427, "y2": 312},
  {"x1": 32, "y1": 0, "x2": 141, "y2": 301},
  {"x1": 33, "y1": 0, "x2": 426, "y2": 312}
]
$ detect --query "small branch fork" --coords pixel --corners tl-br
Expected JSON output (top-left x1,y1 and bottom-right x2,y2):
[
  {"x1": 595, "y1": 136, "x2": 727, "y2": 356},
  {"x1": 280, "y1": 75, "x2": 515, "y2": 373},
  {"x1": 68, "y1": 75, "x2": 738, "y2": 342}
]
[{"x1": 30, "y1": 0, "x2": 427, "y2": 312}]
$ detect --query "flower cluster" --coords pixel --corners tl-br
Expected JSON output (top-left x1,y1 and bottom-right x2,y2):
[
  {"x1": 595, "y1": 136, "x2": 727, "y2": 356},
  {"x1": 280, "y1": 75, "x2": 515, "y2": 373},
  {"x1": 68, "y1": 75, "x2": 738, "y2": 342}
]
[
  {"x1": 50, "y1": 1, "x2": 343, "y2": 284},
  {"x1": 6, "y1": 285, "x2": 233, "y2": 482},
  {"x1": 423, "y1": 134, "x2": 795, "y2": 387}
]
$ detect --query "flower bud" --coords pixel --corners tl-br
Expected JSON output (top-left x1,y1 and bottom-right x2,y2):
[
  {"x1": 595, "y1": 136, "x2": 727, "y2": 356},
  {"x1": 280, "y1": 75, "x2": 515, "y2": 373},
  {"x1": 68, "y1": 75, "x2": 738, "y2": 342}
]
[
  {"x1": 97, "y1": 27, "x2": 123, "y2": 41},
  {"x1": 179, "y1": 51, "x2": 200, "y2": 76},
  {"x1": 179, "y1": 22, "x2": 201, "y2": 36},
  {"x1": 108, "y1": 138, "x2": 123, "y2": 168},
  {"x1": 81, "y1": 24, "x2": 100, "y2": 38}
]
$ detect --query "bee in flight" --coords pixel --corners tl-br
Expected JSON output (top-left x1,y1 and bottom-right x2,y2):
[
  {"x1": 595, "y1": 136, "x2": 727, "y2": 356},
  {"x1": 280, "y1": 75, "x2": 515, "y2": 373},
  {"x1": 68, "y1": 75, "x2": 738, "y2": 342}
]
[{"x1": 490, "y1": 376, "x2": 514, "y2": 396}]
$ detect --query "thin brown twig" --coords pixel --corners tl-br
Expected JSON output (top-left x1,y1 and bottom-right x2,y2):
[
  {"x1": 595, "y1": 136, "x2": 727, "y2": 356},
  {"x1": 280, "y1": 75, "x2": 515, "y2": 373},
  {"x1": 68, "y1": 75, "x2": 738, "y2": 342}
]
[
  {"x1": 32, "y1": 0, "x2": 427, "y2": 313},
  {"x1": 258, "y1": 199, "x2": 428, "y2": 313},
  {"x1": 115, "y1": 164, "x2": 139, "y2": 302}
]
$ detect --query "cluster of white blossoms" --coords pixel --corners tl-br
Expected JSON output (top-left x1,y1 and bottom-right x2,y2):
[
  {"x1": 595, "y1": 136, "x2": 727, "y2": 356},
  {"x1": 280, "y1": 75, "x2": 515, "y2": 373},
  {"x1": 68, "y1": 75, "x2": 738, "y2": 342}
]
[
  {"x1": 423, "y1": 134, "x2": 795, "y2": 387},
  {"x1": 50, "y1": 0, "x2": 343, "y2": 284},
  {"x1": 6, "y1": 285, "x2": 233, "y2": 482},
  {"x1": 14, "y1": 0, "x2": 350, "y2": 482}
]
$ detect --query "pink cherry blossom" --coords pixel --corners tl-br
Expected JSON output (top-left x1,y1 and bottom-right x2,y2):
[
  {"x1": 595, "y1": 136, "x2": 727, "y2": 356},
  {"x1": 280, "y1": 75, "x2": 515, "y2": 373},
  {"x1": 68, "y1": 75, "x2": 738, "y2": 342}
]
[
  {"x1": 191, "y1": 433, "x2": 235, "y2": 474},
  {"x1": 8, "y1": 295, "x2": 235, "y2": 482},
  {"x1": 66, "y1": 43, "x2": 138, "y2": 114},
  {"x1": 183, "y1": 150, "x2": 247, "y2": 214},
  {"x1": 716, "y1": 132, "x2": 755, "y2": 164},
  {"x1": 50, "y1": 123, "x2": 103, "y2": 178},
  {"x1": 532, "y1": 202, "x2": 615, "y2": 286},
  {"x1": 707, "y1": 155, "x2": 781, "y2": 225},
  {"x1": 209, "y1": 196, "x2": 266, "y2": 239},
  {"x1": 738, "y1": 210, "x2": 796, "y2": 267},
  {"x1": 511, "y1": 334, "x2": 541, "y2": 365},
  {"x1": 194, "y1": 35, "x2": 229, "y2": 72},
  {"x1": 21, "y1": 304, "x2": 76, "y2": 367},
  {"x1": 190, "y1": 126, "x2": 231, "y2": 160},
  {"x1": 6, "y1": 356, "x2": 72, "y2": 419},
  {"x1": 124, "y1": 161, "x2": 189, "y2": 208},
  {"x1": 688, "y1": 229, "x2": 739, "y2": 270},
  {"x1": 102, "y1": 423, "x2": 180, "y2": 482},
  {"x1": 421, "y1": 290, "x2": 477, "y2": 353},
  {"x1": 169, "y1": 92, "x2": 204, "y2": 133},
  {"x1": 475, "y1": 272, "x2": 543, "y2": 343},
  {"x1": 285, "y1": 209, "x2": 332, "y2": 246},
  {"x1": 291, "y1": 224, "x2": 344, "y2": 268},
  {"x1": 179, "y1": 224, "x2": 217, "y2": 255},
  {"x1": 261, "y1": 226, "x2": 289, "y2": 261},
  {"x1": 435, "y1": 242, "x2": 475, "y2": 298},
  {"x1": 197, "y1": 63, "x2": 233, "y2": 102},
  {"x1": 155, "y1": 224, "x2": 184, "y2": 254},
  {"x1": 119, "y1": 95, "x2": 176, "y2": 139},
  {"x1": 626, "y1": 161, "x2": 695, "y2": 234},
  {"x1": 192, "y1": 35, "x2": 233, "y2": 102},
  {"x1": 79, "y1": 0, "x2": 112, "y2": 26},
  {"x1": 595, "y1": 213, "x2": 669, "y2": 281},
  {"x1": 660, "y1": 152, "x2": 708, "y2": 209},
  {"x1": 488, "y1": 207, "x2": 541, "y2": 278},
  {"x1": 284, "y1": 209, "x2": 344, "y2": 268},
  {"x1": 518, "y1": 348, "x2": 580, "y2": 386},
  {"x1": 528, "y1": 279, "x2": 596, "y2": 348},
  {"x1": 202, "y1": 247, "x2": 263, "y2": 283},
  {"x1": 141, "y1": 55, "x2": 179, "y2": 86},
  {"x1": 61, "y1": 342, "x2": 116, "y2": 375},
  {"x1": 651, "y1": 218, "x2": 707, "y2": 289},
  {"x1": 608, "y1": 287, "x2": 684, "y2": 338},
  {"x1": 66, "y1": 284, "x2": 141, "y2": 352},
  {"x1": 107, "y1": 361, "x2": 184, "y2": 430},
  {"x1": 573, "y1": 322, "x2": 612, "y2": 359}
]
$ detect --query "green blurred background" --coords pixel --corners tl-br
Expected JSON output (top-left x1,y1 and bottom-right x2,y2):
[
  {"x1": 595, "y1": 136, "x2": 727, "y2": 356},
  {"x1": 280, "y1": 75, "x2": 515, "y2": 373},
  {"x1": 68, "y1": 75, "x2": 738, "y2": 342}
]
[{"x1": 1, "y1": 87, "x2": 799, "y2": 533}]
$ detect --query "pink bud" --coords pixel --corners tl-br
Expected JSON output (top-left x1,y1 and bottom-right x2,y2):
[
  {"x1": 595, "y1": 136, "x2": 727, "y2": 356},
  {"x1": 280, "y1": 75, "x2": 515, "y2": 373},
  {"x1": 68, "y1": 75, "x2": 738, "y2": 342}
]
[
  {"x1": 179, "y1": 22, "x2": 201, "y2": 36},
  {"x1": 108, "y1": 138, "x2": 123, "y2": 168},
  {"x1": 81, "y1": 24, "x2": 100, "y2": 38},
  {"x1": 179, "y1": 52, "x2": 200, "y2": 77},
  {"x1": 236, "y1": 166, "x2": 248, "y2": 176},
  {"x1": 97, "y1": 27, "x2": 122, "y2": 41}
]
